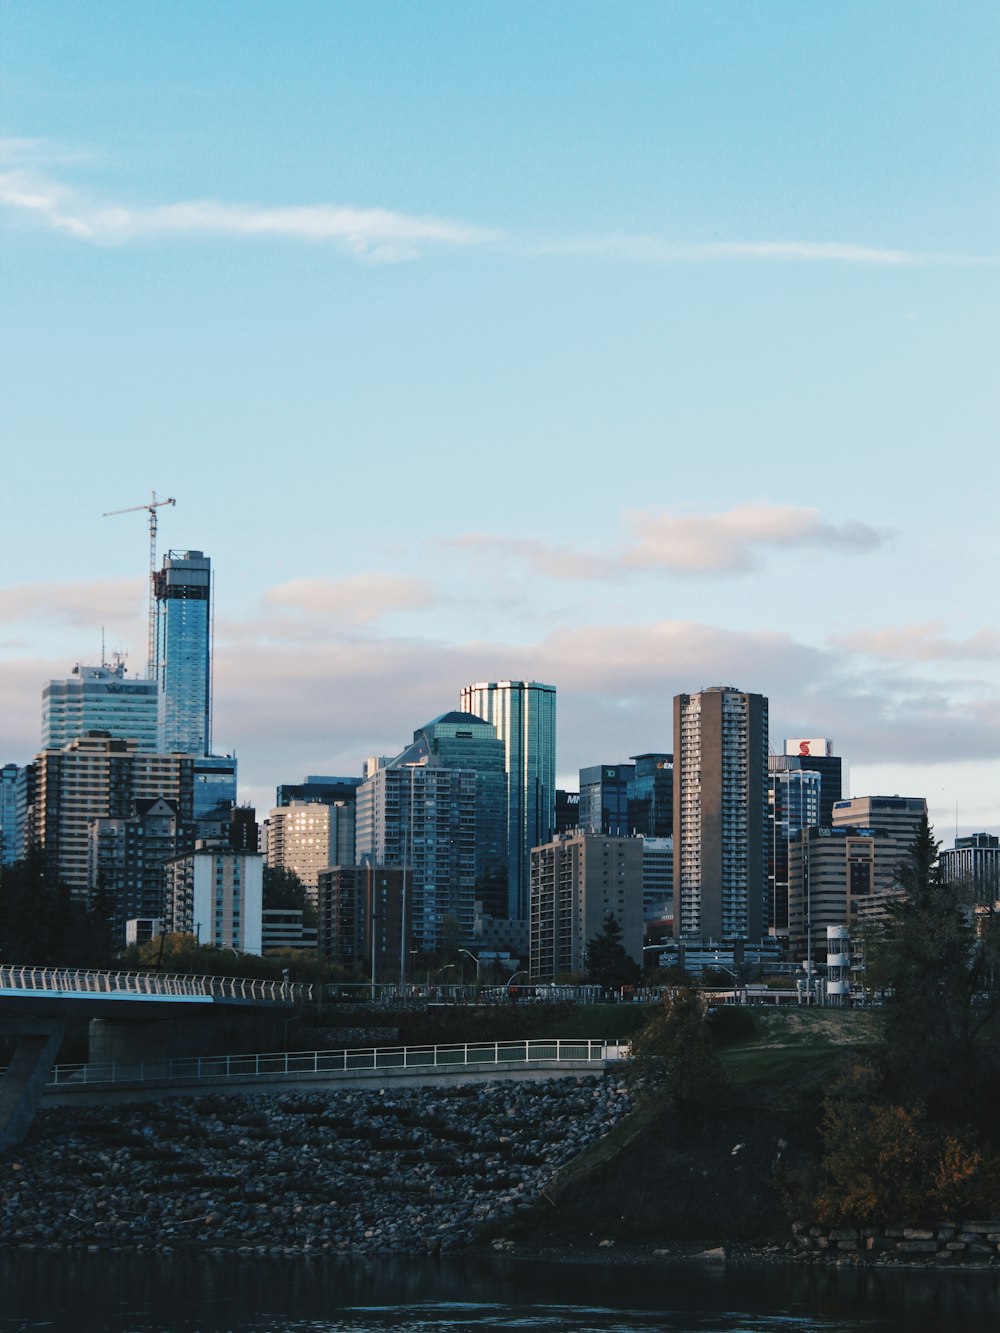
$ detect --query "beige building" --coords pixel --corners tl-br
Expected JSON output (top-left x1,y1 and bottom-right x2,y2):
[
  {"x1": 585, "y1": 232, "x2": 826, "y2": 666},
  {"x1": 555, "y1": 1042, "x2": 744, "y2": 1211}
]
[
  {"x1": 831, "y1": 797, "x2": 926, "y2": 890},
  {"x1": 265, "y1": 800, "x2": 355, "y2": 903},
  {"x1": 529, "y1": 831, "x2": 643, "y2": 981},
  {"x1": 787, "y1": 826, "x2": 882, "y2": 962}
]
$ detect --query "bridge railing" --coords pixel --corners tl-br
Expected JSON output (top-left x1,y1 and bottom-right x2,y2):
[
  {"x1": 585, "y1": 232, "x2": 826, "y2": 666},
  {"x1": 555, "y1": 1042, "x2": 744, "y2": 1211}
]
[
  {"x1": 48, "y1": 1038, "x2": 624, "y2": 1088},
  {"x1": 0, "y1": 965, "x2": 310, "y2": 1006}
]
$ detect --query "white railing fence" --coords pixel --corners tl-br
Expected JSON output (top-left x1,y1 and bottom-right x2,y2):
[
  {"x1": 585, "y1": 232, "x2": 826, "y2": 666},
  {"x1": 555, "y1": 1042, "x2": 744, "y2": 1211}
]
[
  {"x1": 48, "y1": 1038, "x2": 624, "y2": 1088},
  {"x1": 0, "y1": 965, "x2": 310, "y2": 1006}
]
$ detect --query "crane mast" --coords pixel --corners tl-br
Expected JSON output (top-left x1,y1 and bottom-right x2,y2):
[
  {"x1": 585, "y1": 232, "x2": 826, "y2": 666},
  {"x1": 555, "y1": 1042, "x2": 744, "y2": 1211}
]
[{"x1": 102, "y1": 492, "x2": 176, "y2": 680}]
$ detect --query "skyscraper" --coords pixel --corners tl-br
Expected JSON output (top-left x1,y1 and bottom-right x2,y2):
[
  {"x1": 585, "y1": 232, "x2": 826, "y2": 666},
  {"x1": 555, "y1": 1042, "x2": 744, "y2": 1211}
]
[
  {"x1": 673, "y1": 685, "x2": 769, "y2": 943},
  {"x1": 42, "y1": 663, "x2": 159, "y2": 752},
  {"x1": 781, "y1": 738, "x2": 844, "y2": 827},
  {"x1": 353, "y1": 710, "x2": 506, "y2": 949},
  {"x1": 459, "y1": 680, "x2": 556, "y2": 921},
  {"x1": 578, "y1": 763, "x2": 635, "y2": 837},
  {"x1": 154, "y1": 550, "x2": 212, "y2": 755}
]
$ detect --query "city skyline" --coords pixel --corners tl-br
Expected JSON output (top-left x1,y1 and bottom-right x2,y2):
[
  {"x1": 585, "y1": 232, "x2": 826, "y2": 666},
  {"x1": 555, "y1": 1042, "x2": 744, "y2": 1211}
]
[{"x1": 1, "y1": 3, "x2": 997, "y2": 836}]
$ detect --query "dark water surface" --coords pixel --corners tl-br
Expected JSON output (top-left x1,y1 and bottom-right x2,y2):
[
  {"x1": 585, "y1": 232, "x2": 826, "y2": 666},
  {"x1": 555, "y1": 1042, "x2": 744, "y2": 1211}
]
[{"x1": 2, "y1": 1249, "x2": 999, "y2": 1332}]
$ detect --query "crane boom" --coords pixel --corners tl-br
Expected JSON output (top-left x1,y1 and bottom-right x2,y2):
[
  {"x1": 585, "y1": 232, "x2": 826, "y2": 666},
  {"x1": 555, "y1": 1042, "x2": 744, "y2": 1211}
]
[{"x1": 102, "y1": 492, "x2": 176, "y2": 680}]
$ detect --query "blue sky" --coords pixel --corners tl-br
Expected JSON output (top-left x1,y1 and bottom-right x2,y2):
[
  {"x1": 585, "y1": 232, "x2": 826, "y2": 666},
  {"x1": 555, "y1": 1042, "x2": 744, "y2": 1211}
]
[{"x1": 1, "y1": 1, "x2": 998, "y2": 834}]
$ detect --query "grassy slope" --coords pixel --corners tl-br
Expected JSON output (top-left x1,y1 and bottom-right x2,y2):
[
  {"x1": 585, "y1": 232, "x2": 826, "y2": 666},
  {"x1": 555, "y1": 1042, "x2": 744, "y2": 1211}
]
[{"x1": 519, "y1": 1008, "x2": 879, "y2": 1247}]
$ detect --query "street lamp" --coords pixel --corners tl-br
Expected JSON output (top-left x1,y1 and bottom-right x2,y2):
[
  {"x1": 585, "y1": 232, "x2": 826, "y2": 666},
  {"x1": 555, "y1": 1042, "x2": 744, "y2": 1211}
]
[
  {"x1": 505, "y1": 969, "x2": 529, "y2": 998},
  {"x1": 458, "y1": 948, "x2": 482, "y2": 988}
]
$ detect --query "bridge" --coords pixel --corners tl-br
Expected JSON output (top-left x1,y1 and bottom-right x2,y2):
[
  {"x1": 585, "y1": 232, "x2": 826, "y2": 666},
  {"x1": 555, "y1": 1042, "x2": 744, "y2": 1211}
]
[{"x1": 0, "y1": 966, "x2": 310, "y2": 1152}]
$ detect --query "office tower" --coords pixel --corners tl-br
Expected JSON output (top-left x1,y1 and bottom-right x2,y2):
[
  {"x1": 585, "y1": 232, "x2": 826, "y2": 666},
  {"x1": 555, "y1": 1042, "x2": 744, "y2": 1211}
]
[
  {"x1": 628, "y1": 753, "x2": 674, "y2": 839},
  {"x1": 354, "y1": 711, "x2": 506, "y2": 951},
  {"x1": 355, "y1": 761, "x2": 478, "y2": 951},
  {"x1": 579, "y1": 764, "x2": 635, "y2": 836},
  {"x1": 529, "y1": 831, "x2": 643, "y2": 980},
  {"x1": 673, "y1": 685, "x2": 769, "y2": 943},
  {"x1": 782, "y1": 738, "x2": 844, "y2": 827},
  {"x1": 787, "y1": 825, "x2": 881, "y2": 962},
  {"x1": 192, "y1": 754, "x2": 238, "y2": 818},
  {"x1": 266, "y1": 800, "x2": 356, "y2": 903},
  {"x1": 42, "y1": 663, "x2": 159, "y2": 752},
  {"x1": 831, "y1": 795, "x2": 928, "y2": 897},
  {"x1": 642, "y1": 836, "x2": 674, "y2": 937},
  {"x1": 941, "y1": 833, "x2": 1000, "y2": 904},
  {"x1": 767, "y1": 764, "x2": 821, "y2": 936},
  {"x1": 459, "y1": 680, "x2": 557, "y2": 921},
  {"x1": 1, "y1": 762, "x2": 29, "y2": 866},
  {"x1": 163, "y1": 845, "x2": 263, "y2": 953},
  {"x1": 275, "y1": 775, "x2": 362, "y2": 808},
  {"x1": 154, "y1": 550, "x2": 212, "y2": 755},
  {"x1": 31, "y1": 733, "x2": 194, "y2": 898},
  {"x1": 555, "y1": 789, "x2": 580, "y2": 835}
]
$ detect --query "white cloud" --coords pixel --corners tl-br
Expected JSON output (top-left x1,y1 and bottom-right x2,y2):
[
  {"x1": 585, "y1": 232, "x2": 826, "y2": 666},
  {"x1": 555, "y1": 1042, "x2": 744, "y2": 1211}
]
[
  {"x1": 259, "y1": 574, "x2": 438, "y2": 626},
  {"x1": 447, "y1": 504, "x2": 888, "y2": 580},
  {"x1": 0, "y1": 166, "x2": 498, "y2": 261},
  {"x1": 1, "y1": 143, "x2": 993, "y2": 267},
  {"x1": 833, "y1": 622, "x2": 1000, "y2": 662},
  {"x1": 530, "y1": 235, "x2": 995, "y2": 267},
  {"x1": 0, "y1": 579, "x2": 144, "y2": 629}
]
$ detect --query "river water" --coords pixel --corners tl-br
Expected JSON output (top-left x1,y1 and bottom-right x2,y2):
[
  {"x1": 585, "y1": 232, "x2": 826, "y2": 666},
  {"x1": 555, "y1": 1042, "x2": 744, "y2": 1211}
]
[{"x1": 2, "y1": 1249, "x2": 999, "y2": 1332}]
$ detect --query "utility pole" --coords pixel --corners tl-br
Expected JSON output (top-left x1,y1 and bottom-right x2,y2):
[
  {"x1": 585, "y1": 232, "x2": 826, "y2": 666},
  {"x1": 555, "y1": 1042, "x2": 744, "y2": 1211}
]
[{"x1": 102, "y1": 492, "x2": 176, "y2": 680}]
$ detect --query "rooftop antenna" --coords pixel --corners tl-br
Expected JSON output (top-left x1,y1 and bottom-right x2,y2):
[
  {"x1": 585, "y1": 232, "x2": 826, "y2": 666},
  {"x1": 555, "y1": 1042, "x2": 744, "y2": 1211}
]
[
  {"x1": 100, "y1": 625, "x2": 106, "y2": 670},
  {"x1": 102, "y1": 492, "x2": 176, "y2": 680}
]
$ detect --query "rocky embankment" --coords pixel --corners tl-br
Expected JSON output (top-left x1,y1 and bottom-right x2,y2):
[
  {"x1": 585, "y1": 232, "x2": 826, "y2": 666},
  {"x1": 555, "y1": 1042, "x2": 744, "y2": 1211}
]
[{"x1": 1, "y1": 1076, "x2": 631, "y2": 1256}]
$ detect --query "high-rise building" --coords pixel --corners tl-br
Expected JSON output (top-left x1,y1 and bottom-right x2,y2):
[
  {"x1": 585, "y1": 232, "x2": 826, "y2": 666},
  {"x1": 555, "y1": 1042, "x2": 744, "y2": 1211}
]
[
  {"x1": 31, "y1": 732, "x2": 194, "y2": 898},
  {"x1": 192, "y1": 754, "x2": 238, "y2": 818},
  {"x1": 642, "y1": 835, "x2": 674, "y2": 937},
  {"x1": 163, "y1": 845, "x2": 263, "y2": 954},
  {"x1": 554, "y1": 789, "x2": 580, "y2": 835},
  {"x1": 628, "y1": 753, "x2": 673, "y2": 839},
  {"x1": 154, "y1": 550, "x2": 212, "y2": 755},
  {"x1": 42, "y1": 663, "x2": 159, "y2": 753},
  {"x1": 265, "y1": 800, "x2": 356, "y2": 903},
  {"x1": 941, "y1": 833, "x2": 1000, "y2": 904},
  {"x1": 355, "y1": 761, "x2": 478, "y2": 951},
  {"x1": 673, "y1": 685, "x2": 769, "y2": 943},
  {"x1": 460, "y1": 680, "x2": 556, "y2": 921},
  {"x1": 782, "y1": 738, "x2": 844, "y2": 827},
  {"x1": 275, "y1": 775, "x2": 362, "y2": 808},
  {"x1": 529, "y1": 831, "x2": 643, "y2": 981},
  {"x1": 831, "y1": 796, "x2": 927, "y2": 897},
  {"x1": 0, "y1": 762, "x2": 30, "y2": 866},
  {"x1": 317, "y1": 864, "x2": 409, "y2": 977},
  {"x1": 787, "y1": 825, "x2": 882, "y2": 962},
  {"x1": 89, "y1": 796, "x2": 195, "y2": 938},
  {"x1": 354, "y1": 711, "x2": 506, "y2": 951},
  {"x1": 579, "y1": 764, "x2": 635, "y2": 837},
  {"x1": 767, "y1": 763, "x2": 821, "y2": 936}
]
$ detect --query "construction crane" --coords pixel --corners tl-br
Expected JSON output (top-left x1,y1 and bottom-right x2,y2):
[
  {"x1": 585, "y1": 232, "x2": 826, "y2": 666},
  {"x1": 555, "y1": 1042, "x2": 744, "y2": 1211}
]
[{"x1": 103, "y1": 492, "x2": 176, "y2": 681}]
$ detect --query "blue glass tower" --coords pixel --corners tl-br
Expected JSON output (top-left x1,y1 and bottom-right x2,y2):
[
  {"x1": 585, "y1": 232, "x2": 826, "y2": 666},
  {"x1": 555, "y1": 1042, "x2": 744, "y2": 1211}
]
[
  {"x1": 154, "y1": 550, "x2": 212, "y2": 756},
  {"x1": 460, "y1": 681, "x2": 556, "y2": 922}
]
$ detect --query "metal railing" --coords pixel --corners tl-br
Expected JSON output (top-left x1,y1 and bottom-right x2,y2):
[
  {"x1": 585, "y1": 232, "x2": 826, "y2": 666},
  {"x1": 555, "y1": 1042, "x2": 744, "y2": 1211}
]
[
  {"x1": 0, "y1": 966, "x2": 310, "y2": 1006},
  {"x1": 48, "y1": 1038, "x2": 624, "y2": 1088}
]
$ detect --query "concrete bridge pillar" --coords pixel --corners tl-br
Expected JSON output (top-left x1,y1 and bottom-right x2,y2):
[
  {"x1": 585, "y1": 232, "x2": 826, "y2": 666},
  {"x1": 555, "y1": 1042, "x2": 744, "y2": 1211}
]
[{"x1": 0, "y1": 1019, "x2": 67, "y2": 1153}]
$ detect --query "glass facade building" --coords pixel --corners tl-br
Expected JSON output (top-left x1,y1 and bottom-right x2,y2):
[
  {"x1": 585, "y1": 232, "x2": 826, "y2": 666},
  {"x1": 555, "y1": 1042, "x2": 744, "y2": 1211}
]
[
  {"x1": 579, "y1": 763, "x2": 635, "y2": 836},
  {"x1": 155, "y1": 550, "x2": 212, "y2": 756},
  {"x1": 459, "y1": 681, "x2": 556, "y2": 922},
  {"x1": 42, "y1": 664, "x2": 160, "y2": 753}
]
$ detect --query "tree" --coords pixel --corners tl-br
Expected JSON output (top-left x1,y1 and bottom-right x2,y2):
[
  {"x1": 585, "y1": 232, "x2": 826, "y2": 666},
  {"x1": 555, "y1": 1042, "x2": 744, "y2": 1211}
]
[
  {"x1": 263, "y1": 866, "x2": 317, "y2": 927},
  {"x1": 584, "y1": 913, "x2": 642, "y2": 989},
  {"x1": 876, "y1": 814, "x2": 1000, "y2": 1131},
  {"x1": 629, "y1": 986, "x2": 726, "y2": 1123}
]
